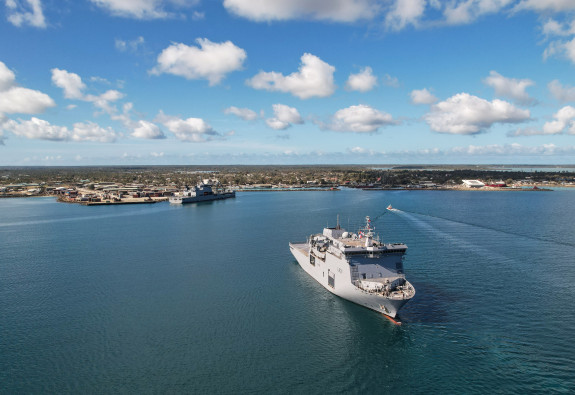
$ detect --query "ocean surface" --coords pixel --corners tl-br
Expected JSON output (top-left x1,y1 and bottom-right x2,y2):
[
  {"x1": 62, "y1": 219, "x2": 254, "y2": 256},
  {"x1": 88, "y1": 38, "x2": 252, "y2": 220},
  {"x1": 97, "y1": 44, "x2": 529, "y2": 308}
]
[{"x1": 1, "y1": 189, "x2": 574, "y2": 393}]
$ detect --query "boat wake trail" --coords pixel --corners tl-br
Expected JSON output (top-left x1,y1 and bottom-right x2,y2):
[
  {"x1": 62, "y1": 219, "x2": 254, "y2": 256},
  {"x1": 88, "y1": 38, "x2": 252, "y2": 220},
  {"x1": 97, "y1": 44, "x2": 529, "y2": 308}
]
[
  {"x1": 388, "y1": 209, "x2": 506, "y2": 261},
  {"x1": 390, "y1": 208, "x2": 575, "y2": 250}
]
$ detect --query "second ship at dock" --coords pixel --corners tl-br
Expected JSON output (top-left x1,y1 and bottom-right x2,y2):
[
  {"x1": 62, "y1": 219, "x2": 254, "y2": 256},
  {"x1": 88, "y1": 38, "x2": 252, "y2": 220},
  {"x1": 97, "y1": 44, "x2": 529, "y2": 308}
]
[
  {"x1": 289, "y1": 216, "x2": 415, "y2": 319},
  {"x1": 169, "y1": 180, "x2": 235, "y2": 204}
]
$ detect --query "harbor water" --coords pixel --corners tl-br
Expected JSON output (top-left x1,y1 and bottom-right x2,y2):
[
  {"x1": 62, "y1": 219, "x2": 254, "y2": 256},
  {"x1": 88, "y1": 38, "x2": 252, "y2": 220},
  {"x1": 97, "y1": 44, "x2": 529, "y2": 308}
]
[{"x1": 1, "y1": 189, "x2": 574, "y2": 393}]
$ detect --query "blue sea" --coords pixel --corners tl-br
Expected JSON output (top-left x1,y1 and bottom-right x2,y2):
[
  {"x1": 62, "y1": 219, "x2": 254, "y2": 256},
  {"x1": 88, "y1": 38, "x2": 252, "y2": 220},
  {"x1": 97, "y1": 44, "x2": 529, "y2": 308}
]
[{"x1": 1, "y1": 189, "x2": 574, "y2": 393}]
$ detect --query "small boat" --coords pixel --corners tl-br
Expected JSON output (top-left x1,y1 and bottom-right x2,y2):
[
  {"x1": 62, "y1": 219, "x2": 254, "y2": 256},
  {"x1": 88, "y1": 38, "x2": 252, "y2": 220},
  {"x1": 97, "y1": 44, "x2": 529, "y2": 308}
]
[{"x1": 387, "y1": 204, "x2": 393, "y2": 210}]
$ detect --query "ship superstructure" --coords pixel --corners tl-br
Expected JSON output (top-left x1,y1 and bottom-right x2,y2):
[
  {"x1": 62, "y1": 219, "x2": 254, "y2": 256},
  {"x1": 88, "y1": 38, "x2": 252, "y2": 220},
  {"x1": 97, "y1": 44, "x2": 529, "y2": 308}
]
[
  {"x1": 289, "y1": 216, "x2": 415, "y2": 318},
  {"x1": 169, "y1": 180, "x2": 235, "y2": 204}
]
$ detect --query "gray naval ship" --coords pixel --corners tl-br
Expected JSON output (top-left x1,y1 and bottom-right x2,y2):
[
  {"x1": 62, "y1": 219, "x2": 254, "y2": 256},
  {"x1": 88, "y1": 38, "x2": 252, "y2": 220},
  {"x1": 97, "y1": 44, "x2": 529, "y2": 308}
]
[
  {"x1": 169, "y1": 180, "x2": 235, "y2": 204},
  {"x1": 289, "y1": 215, "x2": 415, "y2": 319}
]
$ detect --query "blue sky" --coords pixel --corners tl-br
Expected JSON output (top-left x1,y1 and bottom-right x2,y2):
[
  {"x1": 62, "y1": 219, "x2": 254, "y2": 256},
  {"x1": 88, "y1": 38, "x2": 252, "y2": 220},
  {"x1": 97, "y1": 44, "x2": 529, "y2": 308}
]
[{"x1": 2, "y1": 0, "x2": 575, "y2": 165}]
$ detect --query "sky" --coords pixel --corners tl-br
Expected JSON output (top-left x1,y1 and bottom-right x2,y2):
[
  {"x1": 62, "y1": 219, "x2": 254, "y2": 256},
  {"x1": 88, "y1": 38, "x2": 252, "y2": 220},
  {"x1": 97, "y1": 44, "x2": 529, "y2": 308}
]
[{"x1": 1, "y1": 0, "x2": 575, "y2": 166}]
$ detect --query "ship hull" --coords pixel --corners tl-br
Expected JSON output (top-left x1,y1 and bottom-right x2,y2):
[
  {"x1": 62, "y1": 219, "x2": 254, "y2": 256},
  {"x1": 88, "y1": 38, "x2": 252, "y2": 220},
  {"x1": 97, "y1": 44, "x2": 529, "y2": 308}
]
[
  {"x1": 289, "y1": 242, "x2": 411, "y2": 318},
  {"x1": 169, "y1": 192, "x2": 235, "y2": 204}
]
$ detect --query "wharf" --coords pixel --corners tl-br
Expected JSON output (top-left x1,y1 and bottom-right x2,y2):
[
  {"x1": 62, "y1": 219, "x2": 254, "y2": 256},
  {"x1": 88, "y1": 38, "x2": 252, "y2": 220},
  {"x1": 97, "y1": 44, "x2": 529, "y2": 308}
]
[
  {"x1": 58, "y1": 197, "x2": 168, "y2": 205},
  {"x1": 236, "y1": 188, "x2": 339, "y2": 192}
]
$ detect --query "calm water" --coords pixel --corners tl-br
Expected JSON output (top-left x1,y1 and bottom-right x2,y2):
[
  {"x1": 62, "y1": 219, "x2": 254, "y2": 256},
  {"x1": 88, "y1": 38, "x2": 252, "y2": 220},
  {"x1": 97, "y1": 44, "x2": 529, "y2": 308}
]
[{"x1": 1, "y1": 189, "x2": 575, "y2": 393}]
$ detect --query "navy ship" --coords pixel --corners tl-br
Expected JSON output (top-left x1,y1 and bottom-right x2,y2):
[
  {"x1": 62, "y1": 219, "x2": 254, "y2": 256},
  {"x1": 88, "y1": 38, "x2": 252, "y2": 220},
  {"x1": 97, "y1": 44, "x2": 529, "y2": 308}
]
[
  {"x1": 289, "y1": 216, "x2": 415, "y2": 319},
  {"x1": 169, "y1": 180, "x2": 235, "y2": 204}
]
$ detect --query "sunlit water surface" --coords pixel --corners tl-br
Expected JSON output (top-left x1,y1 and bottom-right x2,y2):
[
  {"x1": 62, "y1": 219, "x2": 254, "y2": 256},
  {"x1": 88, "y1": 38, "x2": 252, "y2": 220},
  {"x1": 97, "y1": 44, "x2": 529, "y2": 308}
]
[{"x1": 1, "y1": 189, "x2": 574, "y2": 393}]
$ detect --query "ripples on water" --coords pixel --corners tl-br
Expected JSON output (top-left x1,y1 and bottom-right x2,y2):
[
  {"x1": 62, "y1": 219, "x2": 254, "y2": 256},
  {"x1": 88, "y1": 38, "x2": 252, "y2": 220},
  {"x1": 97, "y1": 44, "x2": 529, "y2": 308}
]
[{"x1": 1, "y1": 190, "x2": 574, "y2": 393}]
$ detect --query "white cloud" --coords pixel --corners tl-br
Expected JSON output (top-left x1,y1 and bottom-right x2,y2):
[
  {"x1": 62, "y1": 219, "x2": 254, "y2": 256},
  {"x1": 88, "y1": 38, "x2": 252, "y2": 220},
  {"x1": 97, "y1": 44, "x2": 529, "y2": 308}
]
[
  {"x1": 115, "y1": 36, "x2": 145, "y2": 53},
  {"x1": 483, "y1": 70, "x2": 535, "y2": 104},
  {"x1": 157, "y1": 111, "x2": 218, "y2": 142},
  {"x1": 51, "y1": 68, "x2": 125, "y2": 111},
  {"x1": 411, "y1": 88, "x2": 438, "y2": 104},
  {"x1": 511, "y1": 106, "x2": 575, "y2": 136},
  {"x1": 151, "y1": 38, "x2": 246, "y2": 86},
  {"x1": 130, "y1": 119, "x2": 165, "y2": 139},
  {"x1": 382, "y1": 74, "x2": 400, "y2": 88},
  {"x1": 543, "y1": 106, "x2": 575, "y2": 134},
  {"x1": 541, "y1": 18, "x2": 575, "y2": 37},
  {"x1": 4, "y1": 117, "x2": 117, "y2": 142},
  {"x1": 266, "y1": 104, "x2": 303, "y2": 130},
  {"x1": 548, "y1": 79, "x2": 575, "y2": 102},
  {"x1": 515, "y1": 0, "x2": 575, "y2": 13},
  {"x1": 0, "y1": 62, "x2": 55, "y2": 114},
  {"x1": 321, "y1": 104, "x2": 396, "y2": 133},
  {"x1": 90, "y1": 0, "x2": 198, "y2": 19},
  {"x1": 224, "y1": 106, "x2": 259, "y2": 121},
  {"x1": 0, "y1": 115, "x2": 6, "y2": 144},
  {"x1": 5, "y1": 0, "x2": 46, "y2": 28},
  {"x1": 68, "y1": 121, "x2": 118, "y2": 142},
  {"x1": 0, "y1": 61, "x2": 16, "y2": 91},
  {"x1": 444, "y1": 0, "x2": 514, "y2": 26},
  {"x1": 385, "y1": 0, "x2": 426, "y2": 31},
  {"x1": 450, "y1": 143, "x2": 575, "y2": 156},
  {"x1": 247, "y1": 53, "x2": 336, "y2": 99},
  {"x1": 425, "y1": 93, "x2": 530, "y2": 135},
  {"x1": 345, "y1": 67, "x2": 377, "y2": 92},
  {"x1": 223, "y1": 0, "x2": 378, "y2": 22},
  {"x1": 544, "y1": 36, "x2": 575, "y2": 64},
  {"x1": 50, "y1": 68, "x2": 164, "y2": 140},
  {"x1": 540, "y1": 17, "x2": 575, "y2": 65},
  {"x1": 51, "y1": 68, "x2": 86, "y2": 99}
]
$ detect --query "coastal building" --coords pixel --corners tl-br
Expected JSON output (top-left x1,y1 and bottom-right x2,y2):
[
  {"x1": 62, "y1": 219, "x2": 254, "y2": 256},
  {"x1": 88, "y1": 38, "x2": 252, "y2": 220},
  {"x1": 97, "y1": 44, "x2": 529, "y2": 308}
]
[{"x1": 462, "y1": 180, "x2": 485, "y2": 188}]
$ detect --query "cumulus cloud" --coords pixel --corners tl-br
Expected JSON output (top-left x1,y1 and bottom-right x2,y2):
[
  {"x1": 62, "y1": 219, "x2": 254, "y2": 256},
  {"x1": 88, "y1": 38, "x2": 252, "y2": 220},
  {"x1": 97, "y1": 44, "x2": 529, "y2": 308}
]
[
  {"x1": 541, "y1": 18, "x2": 575, "y2": 37},
  {"x1": 224, "y1": 106, "x2": 259, "y2": 121},
  {"x1": 411, "y1": 88, "x2": 438, "y2": 105},
  {"x1": 156, "y1": 111, "x2": 219, "y2": 142},
  {"x1": 483, "y1": 71, "x2": 535, "y2": 104},
  {"x1": 50, "y1": 68, "x2": 163, "y2": 140},
  {"x1": 444, "y1": 0, "x2": 514, "y2": 26},
  {"x1": 425, "y1": 93, "x2": 530, "y2": 135},
  {"x1": 515, "y1": 0, "x2": 575, "y2": 13},
  {"x1": 151, "y1": 38, "x2": 247, "y2": 86},
  {"x1": 510, "y1": 106, "x2": 575, "y2": 137},
  {"x1": 0, "y1": 61, "x2": 55, "y2": 114},
  {"x1": 450, "y1": 143, "x2": 575, "y2": 156},
  {"x1": 5, "y1": 0, "x2": 46, "y2": 28},
  {"x1": 266, "y1": 104, "x2": 303, "y2": 130},
  {"x1": 223, "y1": 0, "x2": 378, "y2": 22},
  {"x1": 320, "y1": 104, "x2": 396, "y2": 133},
  {"x1": 0, "y1": 61, "x2": 15, "y2": 91},
  {"x1": 345, "y1": 67, "x2": 377, "y2": 92},
  {"x1": 548, "y1": 79, "x2": 575, "y2": 102},
  {"x1": 51, "y1": 68, "x2": 86, "y2": 99},
  {"x1": 540, "y1": 17, "x2": 575, "y2": 65},
  {"x1": 51, "y1": 68, "x2": 125, "y2": 110},
  {"x1": 90, "y1": 0, "x2": 198, "y2": 19},
  {"x1": 544, "y1": 36, "x2": 575, "y2": 65},
  {"x1": 0, "y1": 86, "x2": 55, "y2": 114},
  {"x1": 385, "y1": 0, "x2": 426, "y2": 30},
  {"x1": 247, "y1": 53, "x2": 336, "y2": 99},
  {"x1": 4, "y1": 117, "x2": 118, "y2": 142},
  {"x1": 130, "y1": 119, "x2": 165, "y2": 139}
]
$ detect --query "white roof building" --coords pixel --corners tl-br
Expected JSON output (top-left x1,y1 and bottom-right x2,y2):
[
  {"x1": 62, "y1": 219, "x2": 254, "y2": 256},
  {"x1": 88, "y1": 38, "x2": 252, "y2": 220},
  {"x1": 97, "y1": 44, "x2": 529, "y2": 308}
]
[{"x1": 462, "y1": 179, "x2": 485, "y2": 188}]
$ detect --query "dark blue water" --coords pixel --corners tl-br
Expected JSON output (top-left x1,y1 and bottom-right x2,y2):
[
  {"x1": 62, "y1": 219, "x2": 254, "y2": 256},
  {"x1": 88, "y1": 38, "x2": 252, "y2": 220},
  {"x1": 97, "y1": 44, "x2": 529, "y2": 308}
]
[{"x1": 1, "y1": 190, "x2": 574, "y2": 393}]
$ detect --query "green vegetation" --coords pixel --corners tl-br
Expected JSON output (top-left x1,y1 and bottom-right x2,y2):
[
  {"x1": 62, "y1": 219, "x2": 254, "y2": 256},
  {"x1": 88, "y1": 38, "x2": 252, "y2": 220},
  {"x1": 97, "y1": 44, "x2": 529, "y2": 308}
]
[{"x1": 1, "y1": 165, "x2": 574, "y2": 190}]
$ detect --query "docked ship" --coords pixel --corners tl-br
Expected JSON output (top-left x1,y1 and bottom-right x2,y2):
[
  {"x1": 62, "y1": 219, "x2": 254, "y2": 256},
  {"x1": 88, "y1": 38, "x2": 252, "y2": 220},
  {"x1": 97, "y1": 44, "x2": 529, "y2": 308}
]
[
  {"x1": 289, "y1": 216, "x2": 415, "y2": 319},
  {"x1": 169, "y1": 180, "x2": 235, "y2": 204}
]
